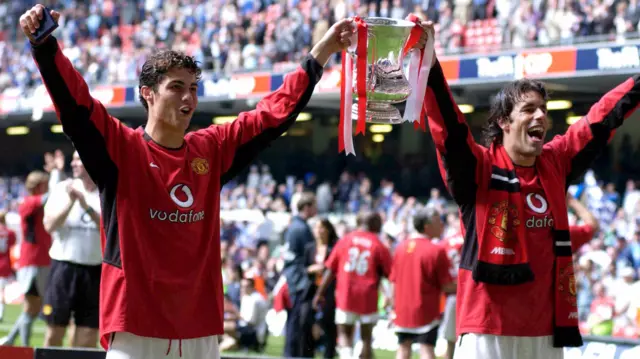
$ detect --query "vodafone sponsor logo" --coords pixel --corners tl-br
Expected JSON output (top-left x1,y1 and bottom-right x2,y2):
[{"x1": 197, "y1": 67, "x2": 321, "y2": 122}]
[
  {"x1": 149, "y1": 184, "x2": 205, "y2": 224},
  {"x1": 491, "y1": 247, "x2": 515, "y2": 255},
  {"x1": 525, "y1": 192, "x2": 554, "y2": 229},
  {"x1": 170, "y1": 184, "x2": 194, "y2": 208},
  {"x1": 526, "y1": 193, "x2": 548, "y2": 214}
]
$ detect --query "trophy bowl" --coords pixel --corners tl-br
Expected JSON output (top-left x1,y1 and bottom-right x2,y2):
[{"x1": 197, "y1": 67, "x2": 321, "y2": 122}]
[{"x1": 348, "y1": 17, "x2": 416, "y2": 124}]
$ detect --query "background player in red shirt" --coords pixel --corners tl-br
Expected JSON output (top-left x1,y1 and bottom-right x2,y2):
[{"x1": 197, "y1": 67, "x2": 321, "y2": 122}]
[
  {"x1": 19, "y1": 4, "x2": 378, "y2": 359},
  {"x1": 390, "y1": 207, "x2": 456, "y2": 359},
  {"x1": 313, "y1": 212, "x2": 392, "y2": 359},
  {"x1": 1, "y1": 171, "x2": 51, "y2": 347},
  {"x1": 0, "y1": 210, "x2": 17, "y2": 323}
]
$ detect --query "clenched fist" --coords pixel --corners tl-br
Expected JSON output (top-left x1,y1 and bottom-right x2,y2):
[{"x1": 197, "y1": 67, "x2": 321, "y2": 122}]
[
  {"x1": 412, "y1": 19, "x2": 437, "y2": 68},
  {"x1": 310, "y1": 18, "x2": 355, "y2": 67},
  {"x1": 19, "y1": 4, "x2": 61, "y2": 44}
]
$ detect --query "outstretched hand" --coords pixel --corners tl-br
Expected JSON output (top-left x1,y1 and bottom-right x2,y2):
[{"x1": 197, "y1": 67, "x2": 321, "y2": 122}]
[{"x1": 19, "y1": 4, "x2": 61, "y2": 44}]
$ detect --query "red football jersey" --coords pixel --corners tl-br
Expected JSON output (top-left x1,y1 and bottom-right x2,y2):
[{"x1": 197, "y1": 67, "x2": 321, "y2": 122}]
[
  {"x1": 32, "y1": 35, "x2": 325, "y2": 349},
  {"x1": 0, "y1": 224, "x2": 16, "y2": 277},
  {"x1": 325, "y1": 230, "x2": 392, "y2": 315},
  {"x1": 18, "y1": 195, "x2": 51, "y2": 268},
  {"x1": 440, "y1": 231, "x2": 463, "y2": 279},
  {"x1": 390, "y1": 235, "x2": 452, "y2": 329},
  {"x1": 458, "y1": 166, "x2": 556, "y2": 336}
]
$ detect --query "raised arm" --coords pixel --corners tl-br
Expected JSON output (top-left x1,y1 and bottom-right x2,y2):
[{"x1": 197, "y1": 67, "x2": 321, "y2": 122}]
[
  {"x1": 203, "y1": 19, "x2": 354, "y2": 185},
  {"x1": 424, "y1": 59, "x2": 486, "y2": 205},
  {"x1": 215, "y1": 55, "x2": 324, "y2": 185},
  {"x1": 23, "y1": 5, "x2": 127, "y2": 188},
  {"x1": 545, "y1": 75, "x2": 640, "y2": 184}
]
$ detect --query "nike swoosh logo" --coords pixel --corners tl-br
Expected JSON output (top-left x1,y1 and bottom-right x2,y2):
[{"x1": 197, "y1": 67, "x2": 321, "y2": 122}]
[{"x1": 150, "y1": 163, "x2": 159, "y2": 169}]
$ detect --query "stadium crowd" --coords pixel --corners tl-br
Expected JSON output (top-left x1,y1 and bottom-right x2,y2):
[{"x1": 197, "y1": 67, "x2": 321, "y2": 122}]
[
  {"x1": 2, "y1": 0, "x2": 640, "y2": 97},
  {"x1": 1, "y1": 148, "x2": 640, "y2": 353}
]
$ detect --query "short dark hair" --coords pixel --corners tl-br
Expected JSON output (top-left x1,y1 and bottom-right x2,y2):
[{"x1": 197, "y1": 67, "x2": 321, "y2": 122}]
[
  {"x1": 482, "y1": 79, "x2": 549, "y2": 147},
  {"x1": 297, "y1": 192, "x2": 316, "y2": 212},
  {"x1": 360, "y1": 212, "x2": 382, "y2": 233},
  {"x1": 138, "y1": 50, "x2": 202, "y2": 111},
  {"x1": 413, "y1": 207, "x2": 439, "y2": 233}
]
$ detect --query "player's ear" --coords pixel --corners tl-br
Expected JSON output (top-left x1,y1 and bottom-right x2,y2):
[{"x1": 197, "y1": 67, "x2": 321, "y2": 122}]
[
  {"x1": 140, "y1": 86, "x2": 154, "y2": 106},
  {"x1": 498, "y1": 116, "x2": 510, "y2": 132}
]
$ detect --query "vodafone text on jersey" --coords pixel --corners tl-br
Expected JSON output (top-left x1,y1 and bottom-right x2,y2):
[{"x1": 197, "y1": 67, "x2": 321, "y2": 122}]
[{"x1": 149, "y1": 183, "x2": 205, "y2": 223}]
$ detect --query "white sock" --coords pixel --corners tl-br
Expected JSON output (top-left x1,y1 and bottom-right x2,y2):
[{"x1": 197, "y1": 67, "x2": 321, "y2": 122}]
[
  {"x1": 339, "y1": 347, "x2": 353, "y2": 359},
  {"x1": 0, "y1": 302, "x2": 4, "y2": 319}
]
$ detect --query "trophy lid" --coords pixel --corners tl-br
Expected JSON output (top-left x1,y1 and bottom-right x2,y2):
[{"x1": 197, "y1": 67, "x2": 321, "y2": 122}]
[{"x1": 362, "y1": 17, "x2": 416, "y2": 28}]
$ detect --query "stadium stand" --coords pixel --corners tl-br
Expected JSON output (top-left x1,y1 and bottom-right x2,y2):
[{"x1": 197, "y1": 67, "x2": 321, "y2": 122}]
[{"x1": 2, "y1": 0, "x2": 640, "y2": 97}]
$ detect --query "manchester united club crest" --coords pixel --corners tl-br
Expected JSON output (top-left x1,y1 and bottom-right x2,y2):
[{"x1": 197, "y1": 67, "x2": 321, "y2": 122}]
[
  {"x1": 488, "y1": 200, "x2": 521, "y2": 244},
  {"x1": 558, "y1": 264, "x2": 577, "y2": 306},
  {"x1": 191, "y1": 158, "x2": 209, "y2": 175}
]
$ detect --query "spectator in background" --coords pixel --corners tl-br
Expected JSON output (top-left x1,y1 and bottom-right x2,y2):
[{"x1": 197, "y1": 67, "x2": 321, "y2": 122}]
[
  {"x1": 303, "y1": 218, "x2": 339, "y2": 359},
  {"x1": 623, "y1": 180, "x2": 640, "y2": 219},
  {"x1": 247, "y1": 165, "x2": 261, "y2": 189},
  {"x1": 42, "y1": 152, "x2": 102, "y2": 348},
  {"x1": 586, "y1": 282, "x2": 616, "y2": 336},
  {"x1": 282, "y1": 192, "x2": 317, "y2": 358},
  {"x1": 425, "y1": 188, "x2": 446, "y2": 213},
  {"x1": 290, "y1": 181, "x2": 306, "y2": 216},
  {"x1": 620, "y1": 232, "x2": 640, "y2": 272},
  {"x1": 225, "y1": 263, "x2": 244, "y2": 309},
  {"x1": 315, "y1": 180, "x2": 333, "y2": 214},
  {"x1": 237, "y1": 278, "x2": 269, "y2": 351}
]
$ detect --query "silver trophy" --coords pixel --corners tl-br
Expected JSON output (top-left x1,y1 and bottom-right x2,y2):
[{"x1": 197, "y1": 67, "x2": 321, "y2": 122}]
[{"x1": 349, "y1": 17, "x2": 416, "y2": 124}]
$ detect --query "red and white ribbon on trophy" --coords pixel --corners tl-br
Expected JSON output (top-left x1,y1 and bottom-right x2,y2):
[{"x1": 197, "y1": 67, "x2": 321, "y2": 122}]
[
  {"x1": 338, "y1": 14, "x2": 435, "y2": 155},
  {"x1": 338, "y1": 16, "x2": 368, "y2": 156},
  {"x1": 402, "y1": 14, "x2": 435, "y2": 131}
]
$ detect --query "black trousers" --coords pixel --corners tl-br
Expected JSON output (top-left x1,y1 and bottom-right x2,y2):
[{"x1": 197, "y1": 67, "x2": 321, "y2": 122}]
[
  {"x1": 284, "y1": 293, "x2": 315, "y2": 358},
  {"x1": 299, "y1": 293, "x2": 337, "y2": 359},
  {"x1": 318, "y1": 296, "x2": 337, "y2": 359}
]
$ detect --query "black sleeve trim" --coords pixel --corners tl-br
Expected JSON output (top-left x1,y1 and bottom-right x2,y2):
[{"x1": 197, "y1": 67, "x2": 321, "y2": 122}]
[
  {"x1": 458, "y1": 203, "x2": 479, "y2": 271},
  {"x1": 567, "y1": 75, "x2": 640, "y2": 185},
  {"x1": 31, "y1": 35, "x2": 121, "y2": 268},
  {"x1": 429, "y1": 61, "x2": 479, "y2": 205},
  {"x1": 220, "y1": 54, "x2": 323, "y2": 186}
]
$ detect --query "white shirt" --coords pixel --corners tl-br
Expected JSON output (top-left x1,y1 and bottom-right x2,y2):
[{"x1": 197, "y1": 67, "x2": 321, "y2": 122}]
[
  {"x1": 45, "y1": 179, "x2": 102, "y2": 265},
  {"x1": 240, "y1": 291, "x2": 269, "y2": 342}
]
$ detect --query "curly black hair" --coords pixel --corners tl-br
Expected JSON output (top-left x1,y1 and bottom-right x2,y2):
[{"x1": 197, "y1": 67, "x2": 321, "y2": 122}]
[
  {"x1": 481, "y1": 79, "x2": 549, "y2": 147},
  {"x1": 138, "y1": 50, "x2": 202, "y2": 111}
]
